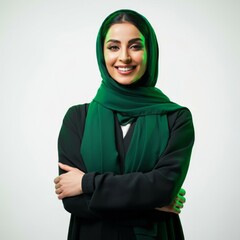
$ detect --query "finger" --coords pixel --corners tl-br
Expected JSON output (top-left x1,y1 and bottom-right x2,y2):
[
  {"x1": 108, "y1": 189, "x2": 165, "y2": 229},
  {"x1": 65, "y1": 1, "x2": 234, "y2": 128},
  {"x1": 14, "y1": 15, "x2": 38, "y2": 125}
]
[
  {"x1": 174, "y1": 200, "x2": 184, "y2": 209},
  {"x1": 179, "y1": 188, "x2": 186, "y2": 196},
  {"x1": 176, "y1": 194, "x2": 186, "y2": 203},
  {"x1": 55, "y1": 188, "x2": 62, "y2": 195},
  {"x1": 58, "y1": 192, "x2": 65, "y2": 200},
  {"x1": 55, "y1": 183, "x2": 61, "y2": 189},
  {"x1": 58, "y1": 163, "x2": 75, "y2": 172},
  {"x1": 173, "y1": 205, "x2": 181, "y2": 214},
  {"x1": 54, "y1": 177, "x2": 60, "y2": 184}
]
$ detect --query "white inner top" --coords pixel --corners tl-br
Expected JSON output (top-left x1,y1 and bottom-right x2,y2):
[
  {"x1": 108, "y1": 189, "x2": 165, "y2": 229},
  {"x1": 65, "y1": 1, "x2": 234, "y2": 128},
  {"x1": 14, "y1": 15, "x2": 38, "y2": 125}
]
[{"x1": 121, "y1": 123, "x2": 131, "y2": 138}]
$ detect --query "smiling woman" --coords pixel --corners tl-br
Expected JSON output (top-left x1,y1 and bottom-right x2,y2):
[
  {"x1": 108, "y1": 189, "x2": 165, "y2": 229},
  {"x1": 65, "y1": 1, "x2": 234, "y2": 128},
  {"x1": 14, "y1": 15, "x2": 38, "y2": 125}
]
[
  {"x1": 104, "y1": 23, "x2": 147, "y2": 85},
  {"x1": 54, "y1": 9, "x2": 194, "y2": 240}
]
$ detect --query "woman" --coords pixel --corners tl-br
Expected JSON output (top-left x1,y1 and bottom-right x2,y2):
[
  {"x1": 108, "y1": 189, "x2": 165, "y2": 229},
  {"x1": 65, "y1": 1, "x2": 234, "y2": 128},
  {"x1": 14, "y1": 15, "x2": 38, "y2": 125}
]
[{"x1": 54, "y1": 9, "x2": 194, "y2": 240}]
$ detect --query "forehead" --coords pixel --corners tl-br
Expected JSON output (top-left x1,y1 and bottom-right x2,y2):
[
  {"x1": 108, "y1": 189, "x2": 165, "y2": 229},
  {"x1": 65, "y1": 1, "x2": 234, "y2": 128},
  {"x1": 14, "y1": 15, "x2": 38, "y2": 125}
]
[{"x1": 105, "y1": 22, "x2": 145, "y2": 42}]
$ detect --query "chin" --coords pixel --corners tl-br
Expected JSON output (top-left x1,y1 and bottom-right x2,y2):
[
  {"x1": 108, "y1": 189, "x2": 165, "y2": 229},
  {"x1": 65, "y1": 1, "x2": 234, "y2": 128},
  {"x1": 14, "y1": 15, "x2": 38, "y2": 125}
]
[
  {"x1": 112, "y1": 75, "x2": 141, "y2": 85},
  {"x1": 115, "y1": 79, "x2": 136, "y2": 85}
]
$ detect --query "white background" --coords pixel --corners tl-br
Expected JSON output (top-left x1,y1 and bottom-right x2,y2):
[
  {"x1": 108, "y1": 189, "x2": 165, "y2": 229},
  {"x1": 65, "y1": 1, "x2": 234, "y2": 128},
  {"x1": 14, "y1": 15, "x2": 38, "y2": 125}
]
[{"x1": 1, "y1": 0, "x2": 240, "y2": 239}]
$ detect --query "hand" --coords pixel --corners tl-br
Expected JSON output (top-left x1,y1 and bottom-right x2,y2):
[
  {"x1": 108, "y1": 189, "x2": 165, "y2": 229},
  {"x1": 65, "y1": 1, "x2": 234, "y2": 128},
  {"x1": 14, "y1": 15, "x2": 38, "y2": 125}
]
[
  {"x1": 155, "y1": 188, "x2": 186, "y2": 214},
  {"x1": 54, "y1": 163, "x2": 85, "y2": 200}
]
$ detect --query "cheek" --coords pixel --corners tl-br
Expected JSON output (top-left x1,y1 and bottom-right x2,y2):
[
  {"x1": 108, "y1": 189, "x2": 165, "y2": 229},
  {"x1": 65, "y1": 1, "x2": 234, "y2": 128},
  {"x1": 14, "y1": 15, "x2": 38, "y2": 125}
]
[
  {"x1": 143, "y1": 57, "x2": 147, "y2": 70},
  {"x1": 104, "y1": 52, "x2": 116, "y2": 67},
  {"x1": 142, "y1": 51, "x2": 147, "y2": 64},
  {"x1": 137, "y1": 53, "x2": 147, "y2": 76},
  {"x1": 134, "y1": 51, "x2": 147, "y2": 64},
  {"x1": 137, "y1": 53, "x2": 147, "y2": 71}
]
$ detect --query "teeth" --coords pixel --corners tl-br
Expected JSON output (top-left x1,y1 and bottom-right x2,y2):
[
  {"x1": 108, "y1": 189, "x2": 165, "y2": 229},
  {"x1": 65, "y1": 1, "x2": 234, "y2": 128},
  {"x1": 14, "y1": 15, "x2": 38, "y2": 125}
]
[{"x1": 118, "y1": 67, "x2": 134, "y2": 72}]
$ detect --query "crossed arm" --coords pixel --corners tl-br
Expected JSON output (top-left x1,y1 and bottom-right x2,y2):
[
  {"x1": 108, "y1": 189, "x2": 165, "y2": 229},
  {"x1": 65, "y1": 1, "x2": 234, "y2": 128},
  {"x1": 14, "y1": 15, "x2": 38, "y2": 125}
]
[
  {"x1": 54, "y1": 105, "x2": 194, "y2": 217},
  {"x1": 54, "y1": 162, "x2": 186, "y2": 214}
]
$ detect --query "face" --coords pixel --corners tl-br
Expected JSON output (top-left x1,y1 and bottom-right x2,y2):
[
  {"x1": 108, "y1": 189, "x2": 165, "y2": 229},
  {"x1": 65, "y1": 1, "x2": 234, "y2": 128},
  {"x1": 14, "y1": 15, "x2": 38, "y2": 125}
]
[{"x1": 104, "y1": 22, "x2": 147, "y2": 85}]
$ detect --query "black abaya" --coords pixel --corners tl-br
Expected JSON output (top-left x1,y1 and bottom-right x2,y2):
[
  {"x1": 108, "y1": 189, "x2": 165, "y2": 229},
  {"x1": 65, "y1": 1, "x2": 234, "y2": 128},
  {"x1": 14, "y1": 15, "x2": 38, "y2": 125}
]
[{"x1": 58, "y1": 104, "x2": 194, "y2": 240}]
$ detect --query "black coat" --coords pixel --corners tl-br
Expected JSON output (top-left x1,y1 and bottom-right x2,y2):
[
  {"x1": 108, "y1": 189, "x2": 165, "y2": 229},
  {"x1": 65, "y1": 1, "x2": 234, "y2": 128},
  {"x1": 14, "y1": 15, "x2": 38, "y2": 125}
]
[{"x1": 58, "y1": 104, "x2": 194, "y2": 240}]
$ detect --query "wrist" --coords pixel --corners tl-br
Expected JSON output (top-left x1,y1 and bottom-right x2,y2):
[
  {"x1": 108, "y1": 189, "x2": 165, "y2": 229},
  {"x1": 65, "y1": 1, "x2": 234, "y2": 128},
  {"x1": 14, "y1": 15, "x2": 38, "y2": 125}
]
[{"x1": 82, "y1": 172, "x2": 97, "y2": 194}]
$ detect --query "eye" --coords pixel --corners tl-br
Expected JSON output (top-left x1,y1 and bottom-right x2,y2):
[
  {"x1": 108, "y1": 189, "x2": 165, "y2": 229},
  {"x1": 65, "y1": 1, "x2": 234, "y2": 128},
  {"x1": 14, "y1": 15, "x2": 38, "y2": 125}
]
[
  {"x1": 107, "y1": 45, "x2": 119, "y2": 51},
  {"x1": 130, "y1": 44, "x2": 144, "y2": 51}
]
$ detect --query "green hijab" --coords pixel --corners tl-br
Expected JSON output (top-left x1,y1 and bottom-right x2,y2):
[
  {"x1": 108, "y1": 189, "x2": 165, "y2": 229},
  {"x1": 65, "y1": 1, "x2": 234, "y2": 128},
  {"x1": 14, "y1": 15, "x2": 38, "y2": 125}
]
[{"x1": 81, "y1": 9, "x2": 184, "y2": 239}]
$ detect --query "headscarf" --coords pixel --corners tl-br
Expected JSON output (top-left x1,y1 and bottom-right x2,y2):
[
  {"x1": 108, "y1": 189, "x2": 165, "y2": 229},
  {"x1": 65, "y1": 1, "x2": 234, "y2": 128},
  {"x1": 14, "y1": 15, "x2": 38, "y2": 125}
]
[{"x1": 80, "y1": 9, "x2": 184, "y2": 239}]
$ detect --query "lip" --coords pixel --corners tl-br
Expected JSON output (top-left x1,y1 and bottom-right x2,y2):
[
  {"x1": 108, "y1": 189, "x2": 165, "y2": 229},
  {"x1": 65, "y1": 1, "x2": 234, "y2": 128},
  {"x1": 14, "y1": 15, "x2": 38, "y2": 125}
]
[{"x1": 115, "y1": 65, "x2": 136, "y2": 75}]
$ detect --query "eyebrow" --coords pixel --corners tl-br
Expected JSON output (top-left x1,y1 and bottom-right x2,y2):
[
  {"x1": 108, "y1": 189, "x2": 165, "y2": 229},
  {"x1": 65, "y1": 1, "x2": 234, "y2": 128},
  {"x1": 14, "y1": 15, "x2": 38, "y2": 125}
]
[{"x1": 106, "y1": 38, "x2": 144, "y2": 44}]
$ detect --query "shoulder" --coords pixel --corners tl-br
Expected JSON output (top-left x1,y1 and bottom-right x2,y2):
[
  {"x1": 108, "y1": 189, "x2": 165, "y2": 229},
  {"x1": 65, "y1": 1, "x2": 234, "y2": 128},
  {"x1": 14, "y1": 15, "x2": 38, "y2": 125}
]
[
  {"x1": 62, "y1": 103, "x2": 90, "y2": 130},
  {"x1": 168, "y1": 107, "x2": 193, "y2": 120},
  {"x1": 167, "y1": 107, "x2": 194, "y2": 131},
  {"x1": 64, "y1": 103, "x2": 89, "y2": 120}
]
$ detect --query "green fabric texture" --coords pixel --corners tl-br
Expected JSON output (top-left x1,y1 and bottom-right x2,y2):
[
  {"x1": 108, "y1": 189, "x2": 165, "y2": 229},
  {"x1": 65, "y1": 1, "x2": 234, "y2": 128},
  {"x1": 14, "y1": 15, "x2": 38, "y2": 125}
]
[{"x1": 80, "y1": 9, "x2": 185, "y2": 239}]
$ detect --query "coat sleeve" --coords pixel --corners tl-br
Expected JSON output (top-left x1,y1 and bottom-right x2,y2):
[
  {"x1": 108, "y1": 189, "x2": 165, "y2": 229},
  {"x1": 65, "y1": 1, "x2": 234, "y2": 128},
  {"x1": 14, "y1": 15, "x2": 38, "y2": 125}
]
[
  {"x1": 57, "y1": 105, "x2": 101, "y2": 219},
  {"x1": 82, "y1": 108, "x2": 195, "y2": 212}
]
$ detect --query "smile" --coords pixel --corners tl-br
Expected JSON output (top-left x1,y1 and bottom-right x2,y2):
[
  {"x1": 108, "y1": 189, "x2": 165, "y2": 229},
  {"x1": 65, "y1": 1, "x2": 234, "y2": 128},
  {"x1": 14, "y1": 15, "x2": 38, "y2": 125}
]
[{"x1": 115, "y1": 66, "x2": 136, "y2": 74}]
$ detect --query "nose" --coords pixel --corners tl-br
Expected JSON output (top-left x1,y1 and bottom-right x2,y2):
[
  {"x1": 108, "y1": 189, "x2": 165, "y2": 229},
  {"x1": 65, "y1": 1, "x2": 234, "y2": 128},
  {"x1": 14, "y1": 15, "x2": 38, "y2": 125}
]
[{"x1": 119, "y1": 49, "x2": 132, "y2": 64}]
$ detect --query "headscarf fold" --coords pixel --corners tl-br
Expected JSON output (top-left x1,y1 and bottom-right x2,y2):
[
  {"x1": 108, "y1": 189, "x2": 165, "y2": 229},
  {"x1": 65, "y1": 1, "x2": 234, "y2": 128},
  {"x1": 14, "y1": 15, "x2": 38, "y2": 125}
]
[{"x1": 80, "y1": 9, "x2": 184, "y2": 239}]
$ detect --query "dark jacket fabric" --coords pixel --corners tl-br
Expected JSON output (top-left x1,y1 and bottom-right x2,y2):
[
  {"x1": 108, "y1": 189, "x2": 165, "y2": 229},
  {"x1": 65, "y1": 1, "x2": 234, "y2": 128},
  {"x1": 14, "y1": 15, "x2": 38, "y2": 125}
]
[{"x1": 58, "y1": 103, "x2": 195, "y2": 240}]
